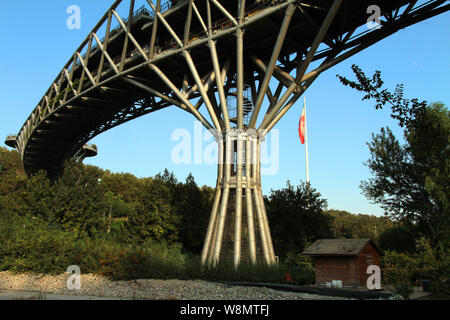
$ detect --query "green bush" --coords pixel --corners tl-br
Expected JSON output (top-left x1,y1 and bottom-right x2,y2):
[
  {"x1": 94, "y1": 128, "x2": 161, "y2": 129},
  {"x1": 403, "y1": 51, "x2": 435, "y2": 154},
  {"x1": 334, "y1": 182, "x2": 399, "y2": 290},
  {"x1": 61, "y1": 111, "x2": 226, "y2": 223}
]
[
  {"x1": 430, "y1": 279, "x2": 450, "y2": 298},
  {"x1": 0, "y1": 213, "x2": 321, "y2": 286},
  {"x1": 284, "y1": 252, "x2": 314, "y2": 270},
  {"x1": 98, "y1": 241, "x2": 187, "y2": 280},
  {"x1": 381, "y1": 251, "x2": 417, "y2": 278},
  {"x1": 0, "y1": 213, "x2": 113, "y2": 275},
  {"x1": 199, "y1": 259, "x2": 285, "y2": 283},
  {"x1": 202, "y1": 259, "x2": 314, "y2": 285},
  {"x1": 388, "y1": 270, "x2": 414, "y2": 299},
  {"x1": 428, "y1": 245, "x2": 450, "y2": 298},
  {"x1": 98, "y1": 248, "x2": 315, "y2": 285},
  {"x1": 381, "y1": 238, "x2": 450, "y2": 298}
]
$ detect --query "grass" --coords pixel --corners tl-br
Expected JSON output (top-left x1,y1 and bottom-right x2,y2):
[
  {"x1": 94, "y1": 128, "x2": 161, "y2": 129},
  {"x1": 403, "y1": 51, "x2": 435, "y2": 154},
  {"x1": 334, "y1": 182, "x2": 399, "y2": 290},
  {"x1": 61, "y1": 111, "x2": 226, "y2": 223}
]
[{"x1": 98, "y1": 249, "x2": 314, "y2": 285}]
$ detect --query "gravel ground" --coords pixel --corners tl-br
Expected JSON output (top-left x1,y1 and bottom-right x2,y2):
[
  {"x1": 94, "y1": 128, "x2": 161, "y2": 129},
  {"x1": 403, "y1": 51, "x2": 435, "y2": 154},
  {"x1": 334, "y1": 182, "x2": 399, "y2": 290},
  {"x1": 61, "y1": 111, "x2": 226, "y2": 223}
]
[{"x1": 0, "y1": 271, "x2": 349, "y2": 300}]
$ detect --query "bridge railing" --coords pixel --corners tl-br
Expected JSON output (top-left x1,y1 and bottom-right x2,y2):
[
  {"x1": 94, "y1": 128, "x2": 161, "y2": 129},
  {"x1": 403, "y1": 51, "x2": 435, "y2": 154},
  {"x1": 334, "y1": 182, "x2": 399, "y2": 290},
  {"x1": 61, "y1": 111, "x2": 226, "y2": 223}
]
[
  {"x1": 80, "y1": 0, "x2": 277, "y2": 64},
  {"x1": 77, "y1": 5, "x2": 152, "y2": 65},
  {"x1": 75, "y1": 1, "x2": 180, "y2": 70},
  {"x1": 156, "y1": 0, "x2": 278, "y2": 54}
]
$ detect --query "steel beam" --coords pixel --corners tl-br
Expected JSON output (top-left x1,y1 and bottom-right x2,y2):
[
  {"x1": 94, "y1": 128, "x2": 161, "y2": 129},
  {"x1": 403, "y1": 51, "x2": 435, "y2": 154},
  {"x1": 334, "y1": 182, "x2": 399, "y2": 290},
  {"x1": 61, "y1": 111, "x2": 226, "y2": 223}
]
[{"x1": 248, "y1": 4, "x2": 295, "y2": 128}]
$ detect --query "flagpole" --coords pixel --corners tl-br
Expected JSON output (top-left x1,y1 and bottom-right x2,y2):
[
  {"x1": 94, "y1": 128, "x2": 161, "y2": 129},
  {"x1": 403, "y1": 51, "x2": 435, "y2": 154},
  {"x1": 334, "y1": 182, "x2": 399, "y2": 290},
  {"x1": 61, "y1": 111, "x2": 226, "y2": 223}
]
[{"x1": 304, "y1": 97, "x2": 309, "y2": 183}]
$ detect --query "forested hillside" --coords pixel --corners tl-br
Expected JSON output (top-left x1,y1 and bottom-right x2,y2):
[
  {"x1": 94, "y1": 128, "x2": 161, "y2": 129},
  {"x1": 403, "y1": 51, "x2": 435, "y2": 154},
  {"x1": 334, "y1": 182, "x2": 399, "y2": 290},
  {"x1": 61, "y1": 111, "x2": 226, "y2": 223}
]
[{"x1": 2, "y1": 147, "x2": 391, "y2": 255}]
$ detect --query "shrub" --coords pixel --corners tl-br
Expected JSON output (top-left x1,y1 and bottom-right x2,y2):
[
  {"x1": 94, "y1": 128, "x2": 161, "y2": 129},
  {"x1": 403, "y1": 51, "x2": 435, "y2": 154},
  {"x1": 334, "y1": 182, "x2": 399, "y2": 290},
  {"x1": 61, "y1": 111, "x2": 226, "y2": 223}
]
[
  {"x1": 381, "y1": 238, "x2": 450, "y2": 298},
  {"x1": 284, "y1": 252, "x2": 314, "y2": 270},
  {"x1": 428, "y1": 245, "x2": 450, "y2": 298},
  {"x1": 0, "y1": 213, "x2": 316, "y2": 285},
  {"x1": 199, "y1": 259, "x2": 285, "y2": 283},
  {"x1": 98, "y1": 241, "x2": 187, "y2": 280},
  {"x1": 0, "y1": 213, "x2": 111, "y2": 275},
  {"x1": 388, "y1": 269, "x2": 414, "y2": 299},
  {"x1": 98, "y1": 250, "x2": 315, "y2": 285}
]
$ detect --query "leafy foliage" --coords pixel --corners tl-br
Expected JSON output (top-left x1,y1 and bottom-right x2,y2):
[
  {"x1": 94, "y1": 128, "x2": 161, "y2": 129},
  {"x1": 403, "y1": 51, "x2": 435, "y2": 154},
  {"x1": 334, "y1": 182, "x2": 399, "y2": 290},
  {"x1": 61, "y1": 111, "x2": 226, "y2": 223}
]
[
  {"x1": 338, "y1": 66, "x2": 449, "y2": 245},
  {"x1": 0, "y1": 150, "x2": 327, "y2": 283},
  {"x1": 337, "y1": 64, "x2": 427, "y2": 128},
  {"x1": 176, "y1": 175, "x2": 213, "y2": 254},
  {"x1": 266, "y1": 181, "x2": 333, "y2": 258},
  {"x1": 326, "y1": 209, "x2": 394, "y2": 241},
  {"x1": 0, "y1": 148, "x2": 26, "y2": 197},
  {"x1": 53, "y1": 159, "x2": 105, "y2": 238},
  {"x1": 378, "y1": 225, "x2": 418, "y2": 252},
  {"x1": 337, "y1": 66, "x2": 449, "y2": 297},
  {"x1": 0, "y1": 213, "x2": 104, "y2": 274},
  {"x1": 381, "y1": 237, "x2": 450, "y2": 298}
]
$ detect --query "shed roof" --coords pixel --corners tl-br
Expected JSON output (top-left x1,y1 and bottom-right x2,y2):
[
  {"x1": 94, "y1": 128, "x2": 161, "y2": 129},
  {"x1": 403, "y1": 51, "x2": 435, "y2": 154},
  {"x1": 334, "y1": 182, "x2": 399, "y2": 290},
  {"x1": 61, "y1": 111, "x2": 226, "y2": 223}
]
[{"x1": 302, "y1": 239, "x2": 383, "y2": 256}]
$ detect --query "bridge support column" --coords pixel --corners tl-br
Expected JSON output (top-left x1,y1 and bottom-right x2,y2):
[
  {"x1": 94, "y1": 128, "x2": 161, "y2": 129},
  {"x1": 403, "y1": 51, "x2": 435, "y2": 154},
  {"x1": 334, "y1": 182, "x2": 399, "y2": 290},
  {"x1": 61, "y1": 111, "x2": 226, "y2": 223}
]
[{"x1": 201, "y1": 129, "x2": 276, "y2": 267}]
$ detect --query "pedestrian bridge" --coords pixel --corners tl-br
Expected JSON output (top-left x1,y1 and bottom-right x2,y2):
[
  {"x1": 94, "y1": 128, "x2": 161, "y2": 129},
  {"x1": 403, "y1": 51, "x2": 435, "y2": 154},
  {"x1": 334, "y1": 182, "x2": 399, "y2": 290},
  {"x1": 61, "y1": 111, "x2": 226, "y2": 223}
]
[{"x1": 4, "y1": 0, "x2": 449, "y2": 266}]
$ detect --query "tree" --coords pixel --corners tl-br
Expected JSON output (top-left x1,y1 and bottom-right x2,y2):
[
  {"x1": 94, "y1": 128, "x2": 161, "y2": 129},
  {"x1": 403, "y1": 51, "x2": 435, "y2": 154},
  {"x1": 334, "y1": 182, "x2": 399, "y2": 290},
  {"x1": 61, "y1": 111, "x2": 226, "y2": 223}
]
[
  {"x1": 1, "y1": 170, "x2": 54, "y2": 221},
  {"x1": 176, "y1": 174, "x2": 212, "y2": 254},
  {"x1": 266, "y1": 181, "x2": 333, "y2": 259},
  {"x1": 155, "y1": 168, "x2": 178, "y2": 185},
  {"x1": 362, "y1": 104, "x2": 449, "y2": 244},
  {"x1": 0, "y1": 147, "x2": 26, "y2": 197},
  {"x1": 337, "y1": 65, "x2": 427, "y2": 129},
  {"x1": 326, "y1": 209, "x2": 394, "y2": 241},
  {"x1": 99, "y1": 171, "x2": 142, "y2": 204},
  {"x1": 378, "y1": 225, "x2": 418, "y2": 253},
  {"x1": 104, "y1": 191, "x2": 135, "y2": 219},
  {"x1": 338, "y1": 66, "x2": 449, "y2": 245},
  {"x1": 125, "y1": 175, "x2": 180, "y2": 244},
  {"x1": 52, "y1": 159, "x2": 105, "y2": 238},
  {"x1": 0, "y1": 159, "x2": 106, "y2": 238}
]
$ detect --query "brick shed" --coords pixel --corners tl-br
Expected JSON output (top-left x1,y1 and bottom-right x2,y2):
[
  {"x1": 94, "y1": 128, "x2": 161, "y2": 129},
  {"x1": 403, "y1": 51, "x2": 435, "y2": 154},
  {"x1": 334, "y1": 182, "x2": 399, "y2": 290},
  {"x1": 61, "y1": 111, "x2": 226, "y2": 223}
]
[{"x1": 302, "y1": 239, "x2": 383, "y2": 288}]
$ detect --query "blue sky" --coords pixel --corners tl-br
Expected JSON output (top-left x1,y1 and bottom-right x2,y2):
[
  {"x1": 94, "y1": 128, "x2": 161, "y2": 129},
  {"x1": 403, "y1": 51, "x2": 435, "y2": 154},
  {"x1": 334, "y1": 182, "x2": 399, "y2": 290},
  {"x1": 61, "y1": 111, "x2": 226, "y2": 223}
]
[{"x1": 0, "y1": 1, "x2": 449, "y2": 216}]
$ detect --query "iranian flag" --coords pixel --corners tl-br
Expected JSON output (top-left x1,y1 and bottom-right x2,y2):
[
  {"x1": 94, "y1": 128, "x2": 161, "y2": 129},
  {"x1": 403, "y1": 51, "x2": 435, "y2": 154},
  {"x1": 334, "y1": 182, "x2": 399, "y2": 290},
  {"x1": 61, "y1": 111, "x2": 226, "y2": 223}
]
[
  {"x1": 298, "y1": 98, "x2": 309, "y2": 183},
  {"x1": 298, "y1": 102, "x2": 306, "y2": 144}
]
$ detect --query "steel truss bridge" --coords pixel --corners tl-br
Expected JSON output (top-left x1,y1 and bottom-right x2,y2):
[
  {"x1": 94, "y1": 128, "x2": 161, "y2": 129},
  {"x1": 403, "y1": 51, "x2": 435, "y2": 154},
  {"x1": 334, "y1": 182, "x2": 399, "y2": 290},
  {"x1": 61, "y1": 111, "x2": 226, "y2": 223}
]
[{"x1": 5, "y1": 0, "x2": 449, "y2": 266}]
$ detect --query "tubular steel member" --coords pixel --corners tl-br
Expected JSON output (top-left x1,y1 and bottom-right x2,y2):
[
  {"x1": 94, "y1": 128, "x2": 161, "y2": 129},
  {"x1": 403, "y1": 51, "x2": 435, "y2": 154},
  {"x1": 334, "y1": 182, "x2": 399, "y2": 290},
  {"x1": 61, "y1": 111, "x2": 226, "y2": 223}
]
[
  {"x1": 6, "y1": 0, "x2": 449, "y2": 266},
  {"x1": 245, "y1": 133, "x2": 257, "y2": 264},
  {"x1": 201, "y1": 129, "x2": 276, "y2": 266}
]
